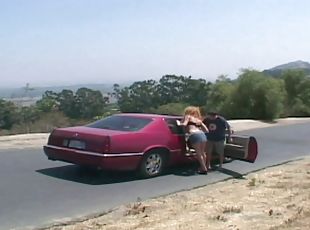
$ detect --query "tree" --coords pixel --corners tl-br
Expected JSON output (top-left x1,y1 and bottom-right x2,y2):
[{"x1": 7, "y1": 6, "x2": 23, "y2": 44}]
[
  {"x1": 116, "y1": 80, "x2": 160, "y2": 112},
  {"x1": 114, "y1": 75, "x2": 211, "y2": 113},
  {"x1": 110, "y1": 84, "x2": 121, "y2": 101},
  {"x1": 282, "y1": 70, "x2": 310, "y2": 116},
  {"x1": 157, "y1": 75, "x2": 188, "y2": 105},
  {"x1": 157, "y1": 75, "x2": 211, "y2": 107},
  {"x1": 57, "y1": 89, "x2": 77, "y2": 118},
  {"x1": 230, "y1": 70, "x2": 285, "y2": 120},
  {"x1": 0, "y1": 99, "x2": 19, "y2": 129},
  {"x1": 150, "y1": 102, "x2": 189, "y2": 115},
  {"x1": 75, "y1": 88, "x2": 108, "y2": 119},
  {"x1": 182, "y1": 77, "x2": 211, "y2": 106},
  {"x1": 205, "y1": 75, "x2": 235, "y2": 117},
  {"x1": 18, "y1": 106, "x2": 40, "y2": 133},
  {"x1": 36, "y1": 90, "x2": 59, "y2": 112},
  {"x1": 297, "y1": 78, "x2": 310, "y2": 115}
]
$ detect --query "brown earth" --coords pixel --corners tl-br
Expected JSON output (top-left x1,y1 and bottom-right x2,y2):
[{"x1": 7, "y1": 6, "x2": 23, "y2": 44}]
[{"x1": 42, "y1": 157, "x2": 310, "y2": 230}]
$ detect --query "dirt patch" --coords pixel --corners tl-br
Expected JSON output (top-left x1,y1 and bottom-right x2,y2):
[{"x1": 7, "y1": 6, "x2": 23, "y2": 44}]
[
  {"x1": 42, "y1": 157, "x2": 310, "y2": 230},
  {"x1": 0, "y1": 133, "x2": 49, "y2": 150}
]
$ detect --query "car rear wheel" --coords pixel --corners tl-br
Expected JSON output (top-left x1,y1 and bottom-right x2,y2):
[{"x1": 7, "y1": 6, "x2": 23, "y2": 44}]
[{"x1": 139, "y1": 150, "x2": 166, "y2": 178}]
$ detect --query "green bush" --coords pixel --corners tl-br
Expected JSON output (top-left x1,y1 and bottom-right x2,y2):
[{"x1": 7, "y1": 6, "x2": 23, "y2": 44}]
[
  {"x1": 229, "y1": 70, "x2": 285, "y2": 120},
  {"x1": 149, "y1": 103, "x2": 189, "y2": 115}
]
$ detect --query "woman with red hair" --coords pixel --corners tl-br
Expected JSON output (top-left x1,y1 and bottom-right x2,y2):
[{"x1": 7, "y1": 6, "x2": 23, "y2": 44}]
[{"x1": 179, "y1": 106, "x2": 209, "y2": 174}]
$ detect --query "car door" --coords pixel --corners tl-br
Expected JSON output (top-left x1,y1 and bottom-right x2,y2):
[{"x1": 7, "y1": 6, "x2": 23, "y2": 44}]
[
  {"x1": 164, "y1": 118, "x2": 193, "y2": 163},
  {"x1": 224, "y1": 134, "x2": 258, "y2": 163},
  {"x1": 165, "y1": 118, "x2": 186, "y2": 148}
]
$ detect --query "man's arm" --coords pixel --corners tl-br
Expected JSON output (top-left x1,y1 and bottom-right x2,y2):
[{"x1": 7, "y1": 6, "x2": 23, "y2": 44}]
[
  {"x1": 224, "y1": 119, "x2": 234, "y2": 142},
  {"x1": 220, "y1": 116, "x2": 232, "y2": 138},
  {"x1": 225, "y1": 120, "x2": 231, "y2": 132}
]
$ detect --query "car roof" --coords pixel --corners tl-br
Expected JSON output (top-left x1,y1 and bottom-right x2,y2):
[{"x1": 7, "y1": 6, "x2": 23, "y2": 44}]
[{"x1": 115, "y1": 113, "x2": 181, "y2": 119}]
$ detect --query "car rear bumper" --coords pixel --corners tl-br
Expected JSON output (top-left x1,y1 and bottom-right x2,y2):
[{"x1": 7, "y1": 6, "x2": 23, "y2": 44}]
[{"x1": 43, "y1": 145, "x2": 143, "y2": 171}]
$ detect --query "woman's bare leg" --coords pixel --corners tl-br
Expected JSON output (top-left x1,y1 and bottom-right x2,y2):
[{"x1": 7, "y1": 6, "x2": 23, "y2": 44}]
[
  {"x1": 192, "y1": 143, "x2": 208, "y2": 172},
  {"x1": 201, "y1": 142, "x2": 207, "y2": 165},
  {"x1": 206, "y1": 143, "x2": 213, "y2": 170}
]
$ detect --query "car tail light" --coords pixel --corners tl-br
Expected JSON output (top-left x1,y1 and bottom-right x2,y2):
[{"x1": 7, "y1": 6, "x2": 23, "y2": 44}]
[{"x1": 47, "y1": 129, "x2": 55, "y2": 145}]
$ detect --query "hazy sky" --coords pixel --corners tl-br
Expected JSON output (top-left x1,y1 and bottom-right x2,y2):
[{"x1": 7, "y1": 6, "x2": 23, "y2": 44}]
[{"x1": 1, "y1": 0, "x2": 310, "y2": 87}]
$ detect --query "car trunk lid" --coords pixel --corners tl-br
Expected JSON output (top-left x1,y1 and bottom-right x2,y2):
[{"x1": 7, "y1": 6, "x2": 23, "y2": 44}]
[{"x1": 48, "y1": 126, "x2": 123, "y2": 153}]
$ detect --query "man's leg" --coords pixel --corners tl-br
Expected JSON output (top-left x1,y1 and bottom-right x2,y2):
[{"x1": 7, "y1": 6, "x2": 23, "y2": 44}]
[
  {"x1": 206, "y1": 141, "x2": 214, "y2": 170},
  {"x1": 215, "y1": 141, "x2": 225, "y2": 168}
]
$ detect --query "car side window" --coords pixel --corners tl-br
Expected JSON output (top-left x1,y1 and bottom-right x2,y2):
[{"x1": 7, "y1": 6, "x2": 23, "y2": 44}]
[{"x1": 165, "y1": 118, "x2": 185, "y2": 135}]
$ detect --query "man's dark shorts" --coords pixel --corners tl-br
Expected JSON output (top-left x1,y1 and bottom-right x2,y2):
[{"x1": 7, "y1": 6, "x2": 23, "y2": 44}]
[{"x1": 207, "y1": 140, "x2": 225, "y2": 156}]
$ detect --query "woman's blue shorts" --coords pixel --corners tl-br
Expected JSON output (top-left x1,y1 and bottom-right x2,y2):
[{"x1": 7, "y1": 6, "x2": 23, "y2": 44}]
[{"x1": 188, "y1": 131, "x2": 207, "y2": 145}]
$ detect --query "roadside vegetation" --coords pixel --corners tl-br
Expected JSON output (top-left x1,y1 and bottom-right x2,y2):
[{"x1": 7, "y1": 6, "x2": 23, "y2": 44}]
[{"x1": 0, "y1": 69, "x2": 309, "y2": 135}]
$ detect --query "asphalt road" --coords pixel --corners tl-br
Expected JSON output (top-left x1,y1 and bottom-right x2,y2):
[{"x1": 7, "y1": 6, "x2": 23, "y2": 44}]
[{"x1": 0, "y1": 122, "x2": 309, "y2": 230}]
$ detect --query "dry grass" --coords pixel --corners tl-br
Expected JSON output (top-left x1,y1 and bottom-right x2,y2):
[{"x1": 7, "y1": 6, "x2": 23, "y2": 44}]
[{"x1": 42, "y1": 157, "x2": 310, "y2": 230}]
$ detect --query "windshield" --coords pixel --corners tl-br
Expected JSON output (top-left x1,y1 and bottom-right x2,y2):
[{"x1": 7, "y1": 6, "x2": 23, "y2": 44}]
[{"x1": 86, "y1": 115, "x2": 152, "y2": 131}]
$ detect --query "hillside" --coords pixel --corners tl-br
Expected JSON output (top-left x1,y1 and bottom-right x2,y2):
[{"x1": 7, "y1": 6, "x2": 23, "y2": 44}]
[{"x1": 263, "y1": 60, "x2": 310, "y2": 77}]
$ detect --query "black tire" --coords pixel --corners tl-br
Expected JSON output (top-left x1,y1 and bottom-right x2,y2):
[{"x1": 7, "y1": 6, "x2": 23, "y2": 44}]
[{"x1": 139, "y1": 149, "x2": 167, "y2": 178}]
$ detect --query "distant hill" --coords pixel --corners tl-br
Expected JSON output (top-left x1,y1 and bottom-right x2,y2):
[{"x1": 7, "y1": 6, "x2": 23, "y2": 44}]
[{"x1": 263, "y1": 60, "x2": 310, "y2": 77}]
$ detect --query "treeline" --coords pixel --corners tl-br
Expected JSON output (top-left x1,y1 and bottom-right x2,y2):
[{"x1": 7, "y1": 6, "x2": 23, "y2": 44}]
[
  {"x1": 113, "y1": 69, "x2": 310, "y2": 119},
  {"x1": 0, "y1": 68, "x2": 309, "y2": 135},
  {"x1": 0, "y1": 87, "x2": 110, "y2": 134}
]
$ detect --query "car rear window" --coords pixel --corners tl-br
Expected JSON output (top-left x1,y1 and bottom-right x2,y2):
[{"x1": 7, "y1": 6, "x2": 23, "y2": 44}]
[{"x1": 87, "y1": 115, "x2": 152, "y2": 131}]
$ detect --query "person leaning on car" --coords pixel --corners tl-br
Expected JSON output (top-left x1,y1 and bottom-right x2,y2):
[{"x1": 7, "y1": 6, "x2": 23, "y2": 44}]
[
  {"x1": 203, "y1": 111, "x2": 232, "y2": 170},
  {"x1": 178, "y1": 106, "x2": 209, "y2": 174}
]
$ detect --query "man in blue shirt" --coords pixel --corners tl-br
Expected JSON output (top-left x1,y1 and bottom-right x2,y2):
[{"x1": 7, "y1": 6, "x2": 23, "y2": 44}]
[{"x1": 203, "y1": 112, "x2": 232, "y2": 170}]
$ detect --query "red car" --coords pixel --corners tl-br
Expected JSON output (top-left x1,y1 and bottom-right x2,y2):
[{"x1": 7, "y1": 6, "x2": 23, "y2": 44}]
[{"x1": 43, "y1": 113, "x2": 258, "y2": 177}]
